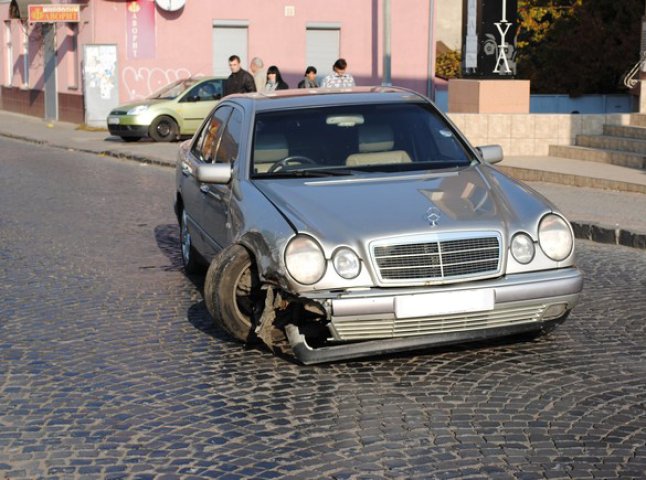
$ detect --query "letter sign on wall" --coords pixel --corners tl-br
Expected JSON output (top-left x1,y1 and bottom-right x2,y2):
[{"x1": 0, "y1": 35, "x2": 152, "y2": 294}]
[
  {"x1": 461, "y1": 0, "x2": 518, "y2": 78},
  {"x1": 28, "y1": 4, "x2": 81, "y2": 23}
]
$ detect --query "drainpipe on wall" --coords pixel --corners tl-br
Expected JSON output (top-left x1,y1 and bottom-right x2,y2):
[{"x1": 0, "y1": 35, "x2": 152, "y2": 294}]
[
  {"x1": 641, "y1": 0, "x2": 646, "y2": 112},
  {"x1": 427, "y1": 0, "x2": 436, "y2": 100},
  {"x1": 382, "y1": 0, "x2": 392, "y2": 86}
]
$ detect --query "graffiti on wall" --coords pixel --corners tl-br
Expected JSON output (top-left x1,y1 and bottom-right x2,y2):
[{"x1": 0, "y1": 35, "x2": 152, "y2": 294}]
[{"x1": 122, "y1": 66, "x2": 204, "y2": 100}]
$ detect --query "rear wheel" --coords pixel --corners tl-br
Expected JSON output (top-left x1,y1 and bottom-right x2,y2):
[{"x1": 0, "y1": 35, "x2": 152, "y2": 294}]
[
  {"x1": 149, "y1": 115, "x2": 179, "y2": 142},
  {"x1": 204, "y1": 245, "x2": 265, "y2": 343}
]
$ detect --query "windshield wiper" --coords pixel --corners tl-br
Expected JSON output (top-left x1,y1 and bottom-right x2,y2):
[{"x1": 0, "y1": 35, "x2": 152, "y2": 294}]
[{"x1": 260, "y1": 168, "x2": 354, "y2": 178}]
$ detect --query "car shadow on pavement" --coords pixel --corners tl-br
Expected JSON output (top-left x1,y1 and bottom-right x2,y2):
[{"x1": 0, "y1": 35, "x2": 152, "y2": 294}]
[
  {"x1": 153, "y1": 223, "x2": 188, "y2": 272},
  {"x1": 103, "y1": 135, "x2": 187, "y2": 143}
]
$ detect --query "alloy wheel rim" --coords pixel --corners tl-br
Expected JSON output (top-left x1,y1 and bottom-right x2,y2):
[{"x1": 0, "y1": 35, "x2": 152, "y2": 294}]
[{"x1": 157, "y1": 122, "x2": 171, "y2": 137}]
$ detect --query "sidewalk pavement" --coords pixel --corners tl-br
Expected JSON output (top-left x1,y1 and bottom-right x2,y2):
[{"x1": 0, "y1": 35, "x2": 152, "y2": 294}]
[{"x1": 1, "y1": 110, "x2": 645, "y2": 249}]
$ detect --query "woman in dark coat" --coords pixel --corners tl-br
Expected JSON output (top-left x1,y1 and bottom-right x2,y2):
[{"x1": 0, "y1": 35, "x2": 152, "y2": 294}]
[{"x1": 264, "y1": 65, "x2": 289, "y2": 91}]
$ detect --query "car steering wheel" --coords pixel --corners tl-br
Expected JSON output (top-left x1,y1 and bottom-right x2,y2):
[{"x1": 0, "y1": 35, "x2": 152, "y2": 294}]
[{"x1": 268, "y1": 155, "x2": 317, "y2": 173}]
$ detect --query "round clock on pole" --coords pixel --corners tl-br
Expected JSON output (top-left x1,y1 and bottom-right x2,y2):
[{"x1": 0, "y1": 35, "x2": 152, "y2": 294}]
[{"x1": 155, "y1": 0, "x2": 186, "y2": 12}]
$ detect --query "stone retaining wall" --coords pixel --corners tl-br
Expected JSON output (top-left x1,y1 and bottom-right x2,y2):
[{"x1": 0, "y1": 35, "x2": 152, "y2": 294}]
[{"x1": 447, "y1": 113, "x2": 632, "y2": 155}]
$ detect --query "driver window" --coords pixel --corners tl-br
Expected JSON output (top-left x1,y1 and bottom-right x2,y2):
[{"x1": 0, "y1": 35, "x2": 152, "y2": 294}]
[
  {"x1": 186, "y1": 80, "x2": 219, "y2": 102},
  {"x1": 192, "y1": 106, "x2": 232, "y2": 163},
  {"x1": 215, "y1": 109, "x2": 243, "y2": 164}
]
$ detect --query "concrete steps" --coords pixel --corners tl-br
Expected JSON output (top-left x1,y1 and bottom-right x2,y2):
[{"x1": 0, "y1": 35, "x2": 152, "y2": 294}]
[
  {"x1": 629, "y1": 114, "x2": 646, "y2": 127},
  {"x1": 548, "y1": 114, "x2": 646, "y2": 170},
  {"x1": 604, "y1": 124, "x2": 646, "y2": 140},
  {"x1": 548, "y1": 145, "x2": 646, "y2": 169}
]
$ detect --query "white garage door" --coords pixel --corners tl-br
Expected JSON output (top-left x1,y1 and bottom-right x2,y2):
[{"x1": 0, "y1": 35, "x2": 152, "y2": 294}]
[
  {"x1": 306, "y1": 25, "x2": 340, "y2": 80},
  {"x1": 212, "y1": 21, "x2": 249, "y2": 77}
]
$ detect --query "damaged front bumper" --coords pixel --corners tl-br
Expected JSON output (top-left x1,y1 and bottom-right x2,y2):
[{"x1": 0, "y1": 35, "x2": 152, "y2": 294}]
[{"x1": 285, "y1": 267, "x2": 583, "y2": 365}]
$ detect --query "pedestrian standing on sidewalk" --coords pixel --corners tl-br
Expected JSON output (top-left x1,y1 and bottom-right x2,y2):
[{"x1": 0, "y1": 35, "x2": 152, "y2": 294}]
[
  {"x1": 264, "y1": 65, "x2": 289, "y2": 92},
  {"x1": 223, "y1": 55, "x2": 256, "y2": 96},
  {"x1": 249, "y1": 57, "x2": 266, "y2": 92},
  {"x1": 298, "y1": 66, "x2": 319, "y2": 88},
  {"x1": 321, "y1": 58, "x2": 355, "y2": 88}
]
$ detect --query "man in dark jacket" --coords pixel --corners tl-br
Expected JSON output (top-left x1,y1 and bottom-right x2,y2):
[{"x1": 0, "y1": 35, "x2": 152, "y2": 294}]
[{"x1": 223, "y1": 55, "x2": 256, "y2": 96}]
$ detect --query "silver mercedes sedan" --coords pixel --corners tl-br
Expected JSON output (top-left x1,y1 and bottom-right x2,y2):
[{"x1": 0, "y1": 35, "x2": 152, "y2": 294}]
[{"x1": 174, "y1": 87, "x2": 583, "y2": 364}]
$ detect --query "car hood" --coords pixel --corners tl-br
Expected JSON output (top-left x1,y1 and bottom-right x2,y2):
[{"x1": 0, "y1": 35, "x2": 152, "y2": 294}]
[
  {"x1": 112, "y1": 98, "x2": 170, "y2": 112},
  {"x1": 253, "y1": 165, "x2": 553, "y2": 246}
]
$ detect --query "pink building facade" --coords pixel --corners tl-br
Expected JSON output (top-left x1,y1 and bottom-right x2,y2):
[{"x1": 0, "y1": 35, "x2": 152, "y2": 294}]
[{"x1": 0, "y1": 0, "x2": 436, "y2": 124}]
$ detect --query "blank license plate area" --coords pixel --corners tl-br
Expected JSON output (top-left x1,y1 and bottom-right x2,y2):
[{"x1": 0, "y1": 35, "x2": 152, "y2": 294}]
[{"x1": 395, "y1": 289, "x2": 494, "y2": 319}]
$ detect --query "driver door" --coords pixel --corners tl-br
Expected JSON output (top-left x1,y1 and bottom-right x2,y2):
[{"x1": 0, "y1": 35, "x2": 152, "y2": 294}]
[
  {"x1": 181, "y1": 105, "x2": 232, "y2": 259},
  {"x1": 201, "y1": 107, "x2": 244, "y2": 250}
]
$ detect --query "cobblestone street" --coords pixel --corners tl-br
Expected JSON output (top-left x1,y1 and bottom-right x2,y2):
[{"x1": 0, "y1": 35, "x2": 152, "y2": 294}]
[{"x1": 1, "y1": 138, "x2": 645, "y2": 479}]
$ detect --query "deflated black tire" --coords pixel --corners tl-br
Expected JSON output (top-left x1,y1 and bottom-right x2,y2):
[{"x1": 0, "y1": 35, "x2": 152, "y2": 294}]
[{"x1": 204, "y1": 245, "x2": 265, "y2": 343}]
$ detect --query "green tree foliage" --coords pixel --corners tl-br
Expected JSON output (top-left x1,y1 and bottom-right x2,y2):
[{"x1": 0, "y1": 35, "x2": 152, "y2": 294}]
[
  {"x1": 516, "y1": 0, "x2": 643, "y2": 95},
  {"x1": 436, "y1": 49, "x2": 462, "y2": 79}
]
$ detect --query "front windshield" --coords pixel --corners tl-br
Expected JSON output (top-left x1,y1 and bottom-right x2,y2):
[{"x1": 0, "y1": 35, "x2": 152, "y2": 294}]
[
  {"x1": 147, "y1": 78, "x2": 198, "y2": 100},
  {"x1": 252, "y1": 102, "x2": 476, "y2": 177}
]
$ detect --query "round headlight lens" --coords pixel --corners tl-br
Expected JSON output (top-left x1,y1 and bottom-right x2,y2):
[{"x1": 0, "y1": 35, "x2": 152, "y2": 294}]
[
  {"x1": 510, "y1": 233, "x2": 535, "y2": 264},
  {"x1": 285, "y1": 235, "x2": 326, "y2": 285},
  {"x1": 332, "y1": 247, "x2": 361, "y2": 279},
  {"x1": 539, "y1": 214, "x2": 573, "y2": 261},
  {"x1": 127, "y1": 105, "x2": 149, "y2": 115}
]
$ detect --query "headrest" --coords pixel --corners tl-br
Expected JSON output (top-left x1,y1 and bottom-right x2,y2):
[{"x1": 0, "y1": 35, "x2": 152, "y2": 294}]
[
  {"x1": 358, "y1": 125, "x2": 394, "y2": 152},
  {"x1": 254, "y1": 133, "x2": 288, "y2": 162},
  {"x1": 199, "y1": 84, "x2": 215, "y2": 96}
]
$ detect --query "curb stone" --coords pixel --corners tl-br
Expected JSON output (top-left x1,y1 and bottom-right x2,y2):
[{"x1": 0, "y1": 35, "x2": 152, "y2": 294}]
[{"x1": 571, "y1": 221, "x2": 646, "y2": 250}]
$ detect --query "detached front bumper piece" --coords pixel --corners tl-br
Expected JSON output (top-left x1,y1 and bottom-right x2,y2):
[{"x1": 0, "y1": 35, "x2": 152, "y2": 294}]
[{"x1": 286, "y1": 267, "x2": 583, "y2": 365}]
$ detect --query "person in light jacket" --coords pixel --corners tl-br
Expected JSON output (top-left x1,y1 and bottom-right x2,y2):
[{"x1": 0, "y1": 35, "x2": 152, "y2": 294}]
[
  {"x1": 249, "y1": 57, "x2": 266, "y2": 92},
  {"x1": 321, "y1": 58, "x2": 355, "y2": 88}
]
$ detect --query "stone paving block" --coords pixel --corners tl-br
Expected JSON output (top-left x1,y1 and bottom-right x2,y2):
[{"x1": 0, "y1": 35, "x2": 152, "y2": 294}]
[{"x1": 1, "y1": 143, "x2": 645, "y2": 479}]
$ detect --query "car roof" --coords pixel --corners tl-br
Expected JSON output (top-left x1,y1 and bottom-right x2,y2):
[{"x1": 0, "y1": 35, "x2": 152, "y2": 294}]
[
  {"x1": 190, "y1": 75, "x2": 226, "y2": 82},
  {"x1": 222, "y1": 86, "x2": 430, "y2": 111}
]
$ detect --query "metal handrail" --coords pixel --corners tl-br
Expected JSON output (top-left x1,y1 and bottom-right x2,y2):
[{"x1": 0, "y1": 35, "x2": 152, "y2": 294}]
[{"x1": 623, "y1": 50, "x2": 646, "y2": 89}]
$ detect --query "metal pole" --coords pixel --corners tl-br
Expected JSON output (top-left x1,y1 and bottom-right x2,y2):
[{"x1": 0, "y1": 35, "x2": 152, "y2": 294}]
[
  {"x1": 427, "y1": 0, "x2": 436, "y2": 99},
  {"x1": 382, "y1": 0, "x2": 392, "y2": 86}
]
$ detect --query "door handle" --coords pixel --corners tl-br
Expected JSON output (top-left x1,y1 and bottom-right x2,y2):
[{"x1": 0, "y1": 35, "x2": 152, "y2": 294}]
[{"x1": 200, "y1": 185, "x2": 210, "y2": 194}]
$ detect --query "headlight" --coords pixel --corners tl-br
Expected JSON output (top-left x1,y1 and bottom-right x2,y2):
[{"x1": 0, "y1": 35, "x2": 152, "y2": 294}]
[
  {"x1": 285, "y1": 235, "x2": 326, "y2": 284},
  {"x1": 332, "y1": 247, "x2": 361, "y2": 279},
  {"x1": 510, "y1": 233, "x2": 535, "y2": 264},
  {"x1": 539, "y1": 214, "x2": 573, "y2": 261},
  {"x1": 127, "y1": 105, "x2": 149, "y2": 115}
]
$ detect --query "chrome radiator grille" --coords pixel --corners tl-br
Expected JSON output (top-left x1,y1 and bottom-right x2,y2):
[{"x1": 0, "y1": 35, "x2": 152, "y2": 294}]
[
  {"x1": 372, "y1": 235, "x2": 500, "y2": 282},
  {"x1": 331, "y1": 304, "x2": 546, "y2": 341}
]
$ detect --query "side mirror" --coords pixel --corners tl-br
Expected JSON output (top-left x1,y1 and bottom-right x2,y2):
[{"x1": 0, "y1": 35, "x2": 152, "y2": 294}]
[
  {"x1": 476, "y1": 144, "x2": 503, "y2": 164},
  {"x1": 197, "y1": 163, "x2": 232, "y2": 184}
]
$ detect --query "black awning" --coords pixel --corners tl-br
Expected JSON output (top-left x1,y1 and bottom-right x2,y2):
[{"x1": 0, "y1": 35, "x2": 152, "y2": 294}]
[{"x1": 9, "y1": 0, "x2": 52, "y2": 21}]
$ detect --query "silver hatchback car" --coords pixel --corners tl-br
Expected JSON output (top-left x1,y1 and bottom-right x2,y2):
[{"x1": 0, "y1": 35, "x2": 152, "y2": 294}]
[{"x1": 174, "y1": 87, "x2": 583, "y2": 364}]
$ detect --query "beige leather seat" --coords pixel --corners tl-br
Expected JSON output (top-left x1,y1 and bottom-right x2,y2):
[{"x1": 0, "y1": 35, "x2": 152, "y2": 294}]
[
  {"x1": 254, "y1": 133, "x2": 288, "y2": 173},
  {"x1": 345, "y1": 124, "x2": 411, "y2": 166}
]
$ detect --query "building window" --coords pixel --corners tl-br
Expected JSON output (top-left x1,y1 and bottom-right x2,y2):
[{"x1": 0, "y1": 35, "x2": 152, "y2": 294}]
[
  {"x1": 66, "y1": 23, "x2": 78, "y2": 89},
  {"x1": 306, "y1": 23, "x2": 341, "y2": 81},
  {"x1": 3, "y1": 21, "x2": 11, "y2": 86},
  {"x1": 212, "y1": 20, "x2": 249, "y2": 77}
]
